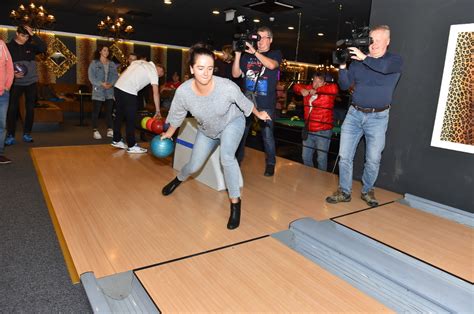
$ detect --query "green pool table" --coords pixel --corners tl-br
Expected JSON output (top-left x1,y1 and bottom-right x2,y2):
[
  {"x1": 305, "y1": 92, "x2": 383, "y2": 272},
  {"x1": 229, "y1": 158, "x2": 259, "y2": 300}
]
[{"x1": 275, "y1": 118, "x2": 341, "y2": 134}]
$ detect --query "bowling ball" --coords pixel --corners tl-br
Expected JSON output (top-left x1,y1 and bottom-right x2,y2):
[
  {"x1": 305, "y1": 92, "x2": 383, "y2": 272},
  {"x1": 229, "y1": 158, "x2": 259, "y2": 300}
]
[
  {"x1": 141, "y1": 117, "x2": 151, "y2": 129},
  {"x1": 146, "y1": 117, "x2": 155, "y2": 131},
  {"x1": 150, "y1": 136, "x2": 174, "y2": 158},
  {"x1": 14, "y1": 63, "x2": 28, "y2": 76},
  {"x1": 163, "y1": 122, "x2": 170, "y2": 132},
  {"x1": 151, "y1": 119, "x2": 164, "y2": 134}
]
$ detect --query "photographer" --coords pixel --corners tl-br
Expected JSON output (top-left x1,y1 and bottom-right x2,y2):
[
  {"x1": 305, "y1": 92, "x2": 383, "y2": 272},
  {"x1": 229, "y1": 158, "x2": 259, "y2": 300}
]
[
  {"x1": 232, "y1": 26, "x2": 282, "y2": 177},
  {"x1": 326, "y1": 25, "x2": 403, "y2": 207}
]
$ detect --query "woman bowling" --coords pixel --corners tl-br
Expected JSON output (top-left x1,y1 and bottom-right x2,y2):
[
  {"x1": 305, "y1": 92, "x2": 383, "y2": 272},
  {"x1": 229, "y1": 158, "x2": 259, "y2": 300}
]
[{"x1": 160, "y1": 43, "x2": 271, "y2": 230}]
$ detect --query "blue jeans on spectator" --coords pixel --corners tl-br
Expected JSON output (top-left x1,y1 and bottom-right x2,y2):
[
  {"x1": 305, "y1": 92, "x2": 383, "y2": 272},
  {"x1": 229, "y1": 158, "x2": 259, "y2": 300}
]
[
  {"x1": 178, "y1": 115, "x2": 245, "y2": 199},
  {"x1": 302, "y1": 129, "x2": 332, "y2": 171},
  {"x1": 338, "y1": 106, "x2": 390, "y2": 194},
  {"x1": 0, "y1": 91, "x2": 9, "y2": 155}
]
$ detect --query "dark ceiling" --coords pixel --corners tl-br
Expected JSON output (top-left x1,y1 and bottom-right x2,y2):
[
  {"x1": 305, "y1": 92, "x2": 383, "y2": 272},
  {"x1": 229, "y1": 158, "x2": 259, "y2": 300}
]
[{"x1": 0, "y1": 0, "x2": 372, "y2": 64}]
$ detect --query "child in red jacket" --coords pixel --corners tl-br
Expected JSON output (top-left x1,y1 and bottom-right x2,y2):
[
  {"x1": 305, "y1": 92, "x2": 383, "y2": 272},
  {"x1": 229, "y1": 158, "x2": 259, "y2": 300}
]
[{"x1": 293, "y1": 72, "x2": 338, "y2": 170}]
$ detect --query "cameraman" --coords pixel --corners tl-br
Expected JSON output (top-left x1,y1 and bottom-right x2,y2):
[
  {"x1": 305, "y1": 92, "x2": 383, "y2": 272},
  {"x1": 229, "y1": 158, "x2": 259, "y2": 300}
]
[
  {"x1": 326, "y1": 25, "x2": 403, "y2": 207},
  {"x1": 232, "y1": 26, "x2": 282, "y2": 177}
]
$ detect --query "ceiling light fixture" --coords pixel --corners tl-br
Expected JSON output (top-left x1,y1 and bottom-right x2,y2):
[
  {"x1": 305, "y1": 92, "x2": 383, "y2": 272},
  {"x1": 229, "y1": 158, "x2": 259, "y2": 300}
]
[
  {"x1": 164, "y1": 0, "x2": 172, "y2": 5},
  {"x1": 288, "y1": 26, "x2": 294, "y2": 30},
  {"x1": 97, "y1": 5, "x2": 134, "y2": 42},
  {"x1": 317, "y1": 32, "x2": 324, "y2": 36},
  {"x1": 212, "y1": 10, "x2": 220, "y2": 15},
  {"x1": 253, "y1": 18, "x2": 260, "y2": 23},
  {"x1": 9, "y1": 2, "x2": 56, "y2": 31}
]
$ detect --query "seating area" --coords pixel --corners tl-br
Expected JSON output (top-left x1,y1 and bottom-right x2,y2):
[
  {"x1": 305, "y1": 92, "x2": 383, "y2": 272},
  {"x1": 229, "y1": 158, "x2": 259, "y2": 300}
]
[{"x1": 37, "y1": 83, "x2": 92, "y2": 113}]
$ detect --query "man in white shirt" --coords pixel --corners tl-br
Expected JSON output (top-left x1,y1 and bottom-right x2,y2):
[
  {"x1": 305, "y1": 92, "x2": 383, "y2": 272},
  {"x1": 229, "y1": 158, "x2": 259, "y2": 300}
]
[{"x1": 112, "y1": 60, "x2": 162, "y2": 153}]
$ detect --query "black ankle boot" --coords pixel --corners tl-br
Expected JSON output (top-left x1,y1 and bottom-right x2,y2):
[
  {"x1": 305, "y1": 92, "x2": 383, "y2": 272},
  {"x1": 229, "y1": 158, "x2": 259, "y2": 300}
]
[
  {"x1": 227, "y1": 199, "x2": 241, "y2": 230},
  {"x1": 162, "y1": 177, "x2": 182, "y2": 196}
]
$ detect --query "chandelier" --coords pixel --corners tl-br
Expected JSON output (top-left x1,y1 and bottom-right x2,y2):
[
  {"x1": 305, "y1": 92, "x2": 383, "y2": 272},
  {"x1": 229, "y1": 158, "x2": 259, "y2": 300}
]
[
  {"x1": 9, "y1": 2, "x2": 56, "y2": 31},
  {"x1": 97, "y1": 14, "x2": 134, "y2": 41}
]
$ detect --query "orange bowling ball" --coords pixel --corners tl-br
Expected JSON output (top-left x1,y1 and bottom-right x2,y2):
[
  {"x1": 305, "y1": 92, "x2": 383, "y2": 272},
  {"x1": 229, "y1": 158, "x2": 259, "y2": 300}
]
[{"x1": 146, "y1": 117, "x2": 155, "y2": 131}]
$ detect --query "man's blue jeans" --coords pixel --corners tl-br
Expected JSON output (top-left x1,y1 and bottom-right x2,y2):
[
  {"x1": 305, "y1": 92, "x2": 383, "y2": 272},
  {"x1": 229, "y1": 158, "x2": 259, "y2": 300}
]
[
  {"x1": 302, "y1": 129, "x2": 332, "y2": 171},
  {"x1": 178, "y1": 115, "x2": 245, "y2": 199},
  {"x1": 338, "y1": 106, "x2": 390, "y2": 194},
  {"x1": 236, "y1": 110, "x2": 276, "y2": 166},
  {"x1": 0, "y1": 91, "x2": 10, "y2": 155}
]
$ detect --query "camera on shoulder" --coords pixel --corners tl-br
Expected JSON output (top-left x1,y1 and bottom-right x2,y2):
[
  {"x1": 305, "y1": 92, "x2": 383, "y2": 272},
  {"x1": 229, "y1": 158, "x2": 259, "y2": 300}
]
[
  {"x1": 233, "y1": 31, "x2": 261, "y2": 53},
  {"x1": 332, "y1": 26, "x2": 372, "y2": 64}
]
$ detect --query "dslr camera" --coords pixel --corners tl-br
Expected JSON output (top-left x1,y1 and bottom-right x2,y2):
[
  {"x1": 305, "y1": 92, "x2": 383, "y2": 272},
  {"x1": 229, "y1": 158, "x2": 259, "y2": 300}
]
[
  {"x1": 232, "y1": 31, "x2": 261, "y2": 53},
  {"x1": 332, "y1": 26, "x2": 372, "y2": 65}
]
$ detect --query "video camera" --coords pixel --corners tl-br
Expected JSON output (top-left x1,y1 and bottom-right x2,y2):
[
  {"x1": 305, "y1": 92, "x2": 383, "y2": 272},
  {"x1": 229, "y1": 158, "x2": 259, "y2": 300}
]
[
  {"x1": 232, "y1": 30, "x2": 261, "y2": 53},
  {"x1": 332, "y1": 26, "x2": 372, "y2": 65}
]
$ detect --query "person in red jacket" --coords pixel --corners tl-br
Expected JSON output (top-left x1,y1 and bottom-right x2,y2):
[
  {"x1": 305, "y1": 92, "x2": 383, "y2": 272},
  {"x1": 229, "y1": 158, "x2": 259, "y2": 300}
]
[{"x1": 293, "y1": 72, "x2": 338, "y2": 171}]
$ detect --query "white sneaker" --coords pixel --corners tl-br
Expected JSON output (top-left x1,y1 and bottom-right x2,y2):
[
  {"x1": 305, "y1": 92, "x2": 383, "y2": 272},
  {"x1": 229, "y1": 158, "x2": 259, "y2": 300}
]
[
  {"x1": 111, "y1": 140, "x2": 128, "y2": 149},
  {"x1": 127, "y1": 144, "x2": 147, "y2": 154},
  {"x1": 106, "y1": 128, "x2": 113, "y2": 138},
  {"x1": 93, "y1": 130, "x2": 102, "y2": 140}
]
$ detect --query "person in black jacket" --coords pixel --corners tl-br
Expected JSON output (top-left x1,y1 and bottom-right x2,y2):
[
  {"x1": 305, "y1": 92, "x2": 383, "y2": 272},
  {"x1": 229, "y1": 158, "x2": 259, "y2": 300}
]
[{"x1": 5, "y1": 25, "x2": 46, "y2": 145}]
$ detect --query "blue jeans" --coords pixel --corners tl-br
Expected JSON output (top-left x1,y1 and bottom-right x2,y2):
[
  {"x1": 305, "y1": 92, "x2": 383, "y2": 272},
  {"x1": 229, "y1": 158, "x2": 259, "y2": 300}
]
[
  {"x1": 0, "y1": 91, "x2": 9, "y2": 155},
  {"x1": 338, "y1": 106, "x2": 390, "y2": 194},
  {"x1": 0, "y1": 91, "x2": 10, "y2": 155},
  {"x1": 302, "y1": 129, "x2": 332, "y2": 171},
  {"x1": 178, "y1": 115, "x2": 245, "y2": 199},
  {"x1": 236, "y1": 110, "x2": 276, "y2": 166}
]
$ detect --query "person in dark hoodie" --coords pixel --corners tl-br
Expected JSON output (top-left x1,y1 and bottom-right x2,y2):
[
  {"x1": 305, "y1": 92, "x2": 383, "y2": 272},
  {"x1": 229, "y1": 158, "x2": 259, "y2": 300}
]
[{"x1": 5, "y1": 25, "x2": 46, "y2": 145}]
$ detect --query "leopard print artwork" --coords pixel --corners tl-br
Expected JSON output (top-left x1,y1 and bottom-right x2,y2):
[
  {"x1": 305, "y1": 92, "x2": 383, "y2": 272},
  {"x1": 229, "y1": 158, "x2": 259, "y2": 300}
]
[{"x1": 440, "y1": 31, "x2": 473, "y2": 145}]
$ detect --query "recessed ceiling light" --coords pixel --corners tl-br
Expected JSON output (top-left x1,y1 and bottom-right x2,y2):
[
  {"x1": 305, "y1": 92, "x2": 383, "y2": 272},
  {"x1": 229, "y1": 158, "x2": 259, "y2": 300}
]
[
  {"x1": 164, "y1": 0, "x2": 172, "y2": 4},
  {"x1": 288, "y1": 26, "x2": 294, "y2": 30},
  {"x1": 317, "y1": 32, "x2": 324, "y2": 36},
  {"x1": 212, "y1": 10, "x2": 220, "y2": 15},
  {"x1": 253, "y1": 18, "x2": 260, "y2": 23}
]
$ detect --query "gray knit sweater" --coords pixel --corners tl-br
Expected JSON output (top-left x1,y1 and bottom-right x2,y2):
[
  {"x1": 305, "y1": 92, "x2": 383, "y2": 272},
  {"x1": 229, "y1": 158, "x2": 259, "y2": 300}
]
[{"x1": 166, "y1": 76, "x2": 254, "y2": 139}]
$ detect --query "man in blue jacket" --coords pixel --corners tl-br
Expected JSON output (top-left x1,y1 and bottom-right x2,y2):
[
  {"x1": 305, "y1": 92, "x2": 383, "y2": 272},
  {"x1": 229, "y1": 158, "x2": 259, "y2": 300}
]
[
  {"x1": 5, "y1": 25, "x2": 46, "y2": 145},
  {"x1": 326, "y1": 25, "x2": 403, "y2": 207}
]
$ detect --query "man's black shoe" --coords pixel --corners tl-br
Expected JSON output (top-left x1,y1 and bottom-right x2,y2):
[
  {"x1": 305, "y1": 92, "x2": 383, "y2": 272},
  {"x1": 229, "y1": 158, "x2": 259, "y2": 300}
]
[
  {"x1": 264, "y1": 164, "x2": 275, "y2": 177},
  {"x1": 162, "y1": 177, "x2": 182, "y2": 196}
]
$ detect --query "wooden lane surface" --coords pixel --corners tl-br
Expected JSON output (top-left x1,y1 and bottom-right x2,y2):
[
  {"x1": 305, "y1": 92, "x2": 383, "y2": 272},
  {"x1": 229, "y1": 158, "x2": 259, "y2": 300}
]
[
  {"x1": 334, "y1": 202, "x2": 474, "y2": 283},
  {"x1": 136, "y1": 237, "x2": 391, "y2": 312},
  {"x1": 240, "y1": 149, "x2": 401, "y2": 221},
  {"x1": 31, "y1": 145, "x2": 401, "y2": 279}
]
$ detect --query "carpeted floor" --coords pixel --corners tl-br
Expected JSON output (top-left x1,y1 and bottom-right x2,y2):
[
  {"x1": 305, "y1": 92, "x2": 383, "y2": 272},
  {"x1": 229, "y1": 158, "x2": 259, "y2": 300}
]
[{"x1": 0, "y1": 116, "x2": 115, "y2": 313}]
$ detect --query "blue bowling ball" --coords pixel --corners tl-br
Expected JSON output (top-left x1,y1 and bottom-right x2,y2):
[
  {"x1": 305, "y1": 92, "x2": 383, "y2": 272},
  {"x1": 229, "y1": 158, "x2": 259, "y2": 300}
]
[{"x1": 150, "y1": 136, "x2": 174, "y2": 158}]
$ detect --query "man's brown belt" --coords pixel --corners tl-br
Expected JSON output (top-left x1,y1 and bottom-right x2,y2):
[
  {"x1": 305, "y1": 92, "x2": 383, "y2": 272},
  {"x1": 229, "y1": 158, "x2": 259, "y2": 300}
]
[{"x1": 352, "y1": 104, "x2": 391, "y2": 113}]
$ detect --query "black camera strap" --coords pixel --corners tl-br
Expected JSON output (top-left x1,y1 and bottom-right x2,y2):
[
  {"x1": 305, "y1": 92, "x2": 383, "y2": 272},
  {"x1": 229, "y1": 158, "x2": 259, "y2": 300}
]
[{"x1": 252, "y1": 64, "x2": 264, "y2": 93}]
